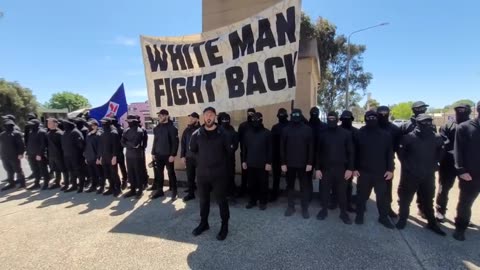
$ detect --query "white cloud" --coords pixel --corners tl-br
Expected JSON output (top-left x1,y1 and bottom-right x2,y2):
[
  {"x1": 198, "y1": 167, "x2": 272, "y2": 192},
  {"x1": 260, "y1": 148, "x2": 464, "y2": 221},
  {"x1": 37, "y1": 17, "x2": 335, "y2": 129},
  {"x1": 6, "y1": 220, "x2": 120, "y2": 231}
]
[{"x1": 114, "y1": 36, "x2": 137, "y2": 47}]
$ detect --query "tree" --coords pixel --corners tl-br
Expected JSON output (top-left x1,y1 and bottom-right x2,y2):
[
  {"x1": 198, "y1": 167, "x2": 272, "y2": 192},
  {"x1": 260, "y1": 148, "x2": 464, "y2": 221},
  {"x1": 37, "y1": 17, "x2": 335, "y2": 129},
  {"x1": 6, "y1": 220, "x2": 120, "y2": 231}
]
[
  {"x1": 0, "y1": 79, "x2": 39, "y2": 128},
  {"x1": 351, "y1": 105, "x2": 366, "y2": 123},
  {"x1": 45, "y1": 91, "x2": 91, "y2": 111},
  {"x1": 364, "y1": 98, "x2": 380, "y2": 110},
  {"x1": 391, "y1": 102, "x2": 414, "y2": 120}
]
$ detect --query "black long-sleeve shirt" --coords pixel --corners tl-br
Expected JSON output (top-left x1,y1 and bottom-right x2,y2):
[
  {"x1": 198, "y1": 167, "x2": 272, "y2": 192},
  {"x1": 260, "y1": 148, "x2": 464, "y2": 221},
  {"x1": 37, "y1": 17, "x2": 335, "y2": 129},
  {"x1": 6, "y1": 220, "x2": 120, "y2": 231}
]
[
  {"x1": 47, "y1": 129, "x2": 64, "y2": 161},
  {"x1": 98, "y1": 127, "x2": 121, "y2": 162},
  {"x1": 61, "y1": 126, "x2": 84, "y2": 158},
  {"x1": 354, "y1": 126, "x2": 394, "y2": 174},
  {"x1": 181, "y1": 123, "x2": 201, "y2": 159},
  {"x1": 316, "y1": 127, "x2": 354, "y2": 171},
  {"x1": 280, "y1": 122, "x2": 313, "y2": 168},
  {"x1": 242, "y1": 126, "x2": 272, "y2": 168},
  {"x1": 380, "y1": 122, "x2": 402, "y2": 153},
  {"x1": 271, "y1": 120, "x2": 289, "y2": 163},
  {"x1": 151, "y1": 122, "x2": 179, "y2": 157},
  {"x1": 122, "y1": 126, "x2": 144, "y2": 158},
  {"x1": 454, "y1": 118, "x2": 480, "y2": 177},
  {"x1": 0, "y1": 129, "x2": 25, "y2": 159},
  {"x1": 27, "y1": 128, "x2": 48, "y2": 157},
  {"x1": 84, "y1": 129, "x2": 102, "y2": 162}
]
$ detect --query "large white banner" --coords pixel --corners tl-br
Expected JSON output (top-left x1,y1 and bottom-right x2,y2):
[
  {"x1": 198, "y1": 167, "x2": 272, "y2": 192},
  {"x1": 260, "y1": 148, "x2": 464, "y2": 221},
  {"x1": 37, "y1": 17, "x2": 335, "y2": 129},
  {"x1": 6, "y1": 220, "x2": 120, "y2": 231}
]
[{"x1": 141, "y1": 0, "x2": 301, "y2": 117}]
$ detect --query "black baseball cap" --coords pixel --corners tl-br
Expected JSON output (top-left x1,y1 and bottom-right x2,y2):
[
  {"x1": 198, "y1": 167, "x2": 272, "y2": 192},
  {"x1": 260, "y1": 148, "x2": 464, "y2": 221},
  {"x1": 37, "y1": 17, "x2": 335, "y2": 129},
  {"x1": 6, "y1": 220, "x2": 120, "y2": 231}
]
[
  {"x1": 188, "y1": 112, "x2": 200, "y2": 119},
  {"x1": 2, "y1": 114, "x2": 16, "y2": 121},
  {"x1": 416, "y1": 114, "x2": 433, "y2": 122},
  {"x1": 157, "y1": 109, "x2": 169, "y2": 116},
  {"x1": 203, "y1": 107, "x2": 216, "y2": 114},
  {"x1": 412, "y1": 101, "x2": 429, "y2": 109}
]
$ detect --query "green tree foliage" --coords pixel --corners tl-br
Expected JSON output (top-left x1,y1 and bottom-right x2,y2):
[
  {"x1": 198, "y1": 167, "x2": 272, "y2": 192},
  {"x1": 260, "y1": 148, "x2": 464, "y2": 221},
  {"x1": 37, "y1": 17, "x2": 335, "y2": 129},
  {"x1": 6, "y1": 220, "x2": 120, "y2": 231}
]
[
  {"x1": 364, "y1": 98, "x2": 380, "y2": 111},
  {"x1": 0, "y1": 79, "x2": 39, "y2": 128},
  {"x1": 45, "y1": 91, "x2": 91, "y2": 111},
  {"x1": 391, "y1": 102, "x2": 414, "y2": 120}
]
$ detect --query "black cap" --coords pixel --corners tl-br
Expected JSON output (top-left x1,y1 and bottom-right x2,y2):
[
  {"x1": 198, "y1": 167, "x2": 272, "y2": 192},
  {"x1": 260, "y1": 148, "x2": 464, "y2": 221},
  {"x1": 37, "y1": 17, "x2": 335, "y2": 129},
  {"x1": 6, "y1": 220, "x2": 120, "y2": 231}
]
[
  {"x1": 454, "y1": 103, "x2": 470, "y2": 110},
  {"x1": 100, "y1": 117, "x2": 113, "y2": 123},
  {"x1": 27, "y1": 113, "x2": 37, "y2": 120},
  {"x1": 2, "y1": 114, "x2": 16, "y2": 121},
  {"x1": 412, "y1": 101, "x2": 429, "y2": 109},
  {"x1": 310, "y1": 107, "x2": 320, "y2": 115},
  {"x1": 291, "y1": 108, "x2": 303, "y2": 115},
  {"x1": 87, "y1": 119, "x2": 99, "y2": 126},
  {"x1": 188, "y1": 112, "x2": 200, "y2": 119},
  {"x1": 126, "y1": 115, "x2": 140, "y2": 122},
  {"x1": 247, "y1": 108, "x2": 256, "y2": 114},
  {"x1": 157, "y1": 109, "x2": 169, "y2": 116},
  {"x1": 203, "y1": 107, "x2": 216, "y2": 114},
  {"x1": 327, "y1": 111, "x2": 338, "y2": 118},
  {"x1": 277, "y1": 108, "x2": 288, "y2": 116},
  {"x1": 416, "y1": 113, "x2": 432, "y2": 122},
  {"x1": 252, "y1": 112, "x2": 263, "y2": 121},
  {"x1": 3, "y1": 119, "x2": 15, "y2": 126},
  {"x1": 340, "y1": 110, "x2": 353, "y2": 119},
  {"x1": 74, "y1": 117, "x2": 87, "y2": 124},
  {"x1": 377, "y1": 106, "x2": 390, "y2": 113},
  {"x1": 27, "y1": 119, "x2": 41, "y2": 125},
  {"x1": 365, "y1": 110, "x2": 378, "y2": 118}
]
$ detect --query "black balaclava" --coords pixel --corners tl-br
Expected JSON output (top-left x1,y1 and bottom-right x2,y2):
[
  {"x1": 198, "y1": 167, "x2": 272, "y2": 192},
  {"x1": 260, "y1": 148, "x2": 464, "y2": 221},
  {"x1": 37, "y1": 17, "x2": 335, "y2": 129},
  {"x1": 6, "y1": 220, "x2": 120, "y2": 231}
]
[
  {"x1": 251, "y1": 112, "x2": 263, "y2": 130},
  {"x1": 27, "y1": 113, "x2": 37, "y2": 121},
  {"x1": 220, "y1": 113, "x2": 231, "y2": 128},
  {"x1": 30, "y1": 120, "x2": 40, "y2": 132},
  {"x1": 102, "y1": 120, "x2": 112, "y2": 130},
  {"x1": 416, "y1": 114, "x2": 433, "y2": 135},
  {"x1": 454, "y1": 104, "x2": 471, "y2": 124},
  {"x1": 309, "y1": 107, "x2": 320, "y2": 124},
  {"x1": 377, "y1": 106, "x2": 390, "y2": 127},
  {"x1": 4, "y1": 122, "x2": 14, "y2": 132},
  {"x1": 75, "y1": 118, "x2": 86, "y2": 131},
  {"x1": 111, "y1": 117, "x2": 120, "y2": 128},
  {"x1": 291, "y1": 109, "x2": 303, "y2": 124},
  {"x1": 128, "y1": 120, "x2": 138, "y2": 129},
  {"x1": 340, "y1": 110, "x2": 354, "y2": 129},
  {"x1": 364, "y1": 111, "x2": 379, "y2": 129},
  {"x1": 327, "y1": 111, "x2": 339, "y2": 129},
  {"x1": 63, "y1": 120, "x2": 75, "y2": 132},
  {"x1": 277, "y1": 108, "x2": 288, "y2": 123},
  {"x1": 413, "y1": 106, "x2": 427, "y2": 117},
  {"x1": 247, "y1": 108, "x2": 256, "y2": 122}
]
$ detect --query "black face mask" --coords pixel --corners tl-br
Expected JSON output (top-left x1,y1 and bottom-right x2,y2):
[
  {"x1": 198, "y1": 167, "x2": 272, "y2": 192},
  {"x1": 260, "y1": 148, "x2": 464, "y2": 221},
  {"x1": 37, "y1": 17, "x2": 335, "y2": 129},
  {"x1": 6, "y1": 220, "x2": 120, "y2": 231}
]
[
  {"x1": 252, "y1": 120, "x2": 262, "y2": 129},
  {"x1": 377, "y1": 113, "x2": 389, "y2": 126},
  {"x1": 327, "y1": 119, "x2": 338, "y2": 129},
  {"x1": 128, "y1": 122, "x2": 137, "y2": 128},
  {"x1": 221, "y1": 119, "x2": 230, "y2": 127},
  {"x1": 64, "y1": 123, "x2": 74, "y2": 131},
  {"x1": 103, "y1": 123, "x2": 111, "y2": 130},
  {"x1": 455, "y1": 111, "x2": 470, "y2": 124},
  {"x1": 247, "y1": 115, "x2": 253, "y2": 122},
  {"x1": 365, "y1": 117, "x2": 378, "y2": 128},
  {"x1": 5, "y1": 124, "x2": 14, "y2": 132},
  {"x1": 31, "y1": 123, "x2": 40, "y2": 131},
  {"x1": 417, "y1": 121, "x2": 433, "y2": 134},
  {"x1": 413, "y1": 107, "x2": 427, "y2": 117},
  {"x1": 278, "y1": 114, "x2": 288, "y2": 123},
  {"x1": 341, "y1": 118, "x2": 353, "y2": 128}
]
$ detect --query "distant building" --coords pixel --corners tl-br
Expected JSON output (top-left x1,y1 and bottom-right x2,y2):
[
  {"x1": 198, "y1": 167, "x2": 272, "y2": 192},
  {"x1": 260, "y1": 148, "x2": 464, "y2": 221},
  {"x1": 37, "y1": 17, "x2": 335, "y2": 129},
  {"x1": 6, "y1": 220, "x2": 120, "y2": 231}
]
[
  {"x1": 39, "y1": 108, "x2": 69, "y2": 123},
  {"x1": 122, "y1": 101, "x2": 155, "y2": 130}
]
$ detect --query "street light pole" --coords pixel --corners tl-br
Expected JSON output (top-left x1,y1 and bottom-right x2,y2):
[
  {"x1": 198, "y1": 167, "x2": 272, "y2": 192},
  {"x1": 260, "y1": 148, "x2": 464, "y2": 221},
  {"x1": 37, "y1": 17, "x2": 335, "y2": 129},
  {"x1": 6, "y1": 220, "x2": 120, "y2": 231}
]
[{"x1": 345, "y1": 22, "x2": 389, "y2": 110}]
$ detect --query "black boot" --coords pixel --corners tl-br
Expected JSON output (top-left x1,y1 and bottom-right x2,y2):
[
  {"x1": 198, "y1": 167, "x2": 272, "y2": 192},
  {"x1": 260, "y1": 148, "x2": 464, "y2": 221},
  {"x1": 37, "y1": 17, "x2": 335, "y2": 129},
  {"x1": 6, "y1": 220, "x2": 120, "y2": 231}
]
[
  {"x1": 316, "y1": 209, "x2": 328, "y2": 220},
  {"x1": 17, "y1": 178, "x2": 26, "y2": 189},
  {"x1": 85, "y1": 185, "x2": 97, "y2": 193},
  {"x1": 124, "y1": 189, "x2": 136, "y2": 198},
  {"x1": 453, "y1": 230, "x2": 466, "y2": 241},
  {"x1": 284, "y1": 207, "x2": 295, "y2": 217},
  {"x1": 151, "y1": 190, "x2": 165, "y2": 199},
  {"x1": 121, "y1": 180, "x2": 128, "y2": 191},
  {"x1": 183, "y1": 194, "x2": 195, "y2": 202},
  {"x1": 171, "y1": 190, "x2": 178, "y2": 201},
  {"x1": 355, "y1": 214, "x2": 364, "y2": 225},
  {"x1": 426, "y1": 222, "x2": 446, "y2": 236},
  {"x1": 302, "y1": 208, "x2": 310, "y2": 219},
  {"x1": 340, "y1": 212, "x2": 352, "y2": 225},
  {"x1": 77, "y1": 187, "x2": 84, "y2": 193},
  {"x1": 60, "y1": 185, "x2": 68, "y2": 191},
  {"x1": 379, "y1": 217, "x2": 395, "y2": 229},
  {"x1": 49, "y1": 183, "x2": 61, "y2": 190},
  {"x1": 216, "y1": 222, "x2": 228, "y2": 241},
  {"x1": 135, "y1": 190, "x2": 144, "y2": 199},
  {"x1": 65, "y1": 185, "x2": 78, "y2": 193},
  {"x1": 246, "y1": 202, "x2": 257, "y2": 209},
  {"x1": 97, "y1": 186, "x2": 104, "y2": 194},
  {"x1": 388, "y1": 208, "x2": 398, "y2": 218},
  {"x1": 103, "y1": 189, "x2": 114, "y2": 196},
  {"x1": 192, "y1": 222, "x2": 210, "y2": 236},
  {"x1": 1, "y1": 182, "x2": 15, "y2": 191},
  {"x1": 396, "y1": 218, "x2": 407, "y2": 230},
  {"x1": 27, "y1": 181, "x2": 41, "y2": 190}
]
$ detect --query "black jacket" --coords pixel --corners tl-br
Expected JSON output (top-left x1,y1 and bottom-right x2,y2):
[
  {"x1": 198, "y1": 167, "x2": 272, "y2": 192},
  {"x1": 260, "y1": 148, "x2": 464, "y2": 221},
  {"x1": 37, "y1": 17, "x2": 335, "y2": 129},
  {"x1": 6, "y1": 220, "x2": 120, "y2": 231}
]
[
  {"x1": 316, "y1": 127, "x2": 354, "y2": 171},
  {"x1": 61, "y1": 126, "x2": 84, "y2": 159},
  {"x1": 84, "y1": 129, "x2": 102, "y2": 162},
  {"x1": 0, "y1": 129, "x2": 25, "y2": 159},
  {"x1": 454, "y1": 118, "x2": 480, "y2": 177},
  {"x1": 271, "y1": 120, "x2": 289, "y2": 163},
  {"x1": 280, "y1": 122, "x2": 314, "y2": 168},
  {"x1": 242, "y1": 126, "x2": 272, "y2": 168},
  {"x1": 379, "y1": 122, "x2": 402, "y2": 153},
  {"x1": 238, "y1": 120, "x2": 252, "y2": 149},
  {"x1": 222, "y1": 124, "x2": 239, "y2": 158},
  {"x1": 181, "y1": 123, "x2": 201, "y2": 159},
  {"x1": 152, "y1": 121, "x2": 179, "y2": 157},
  {"x1": 122, "y1": 126, "x2": 144, "y2": 158},
  {"x1": 354, "y1": 126, "x2": 394, "y2": 174},
  {"x1": 98, "y1": 127, "x2": 121, "y2": 162},
  {"x1": 189, "y1": 125, "x2": 232, "y2": 179},
  {"x1": 141, "y1": 126, "x2": 148, "y2": 151},
  {"x1": 47, "y1": 129, "x2": 64, "y2": 161},
  {"x1": 26, "y1": 127, "x2": 48, "y2": 157},
  {"x1": 401, "y1": 116, "x2": 437, "y2": 135},
  {"x1": 398, "y1": 129, "x2": 444, "y2": 179},
  {"x1": 439, "y1": 120, "x2": 461, "y2": 167},
  {"x1": 309, "y1": 119, "x2": 327, "y2": 164}
]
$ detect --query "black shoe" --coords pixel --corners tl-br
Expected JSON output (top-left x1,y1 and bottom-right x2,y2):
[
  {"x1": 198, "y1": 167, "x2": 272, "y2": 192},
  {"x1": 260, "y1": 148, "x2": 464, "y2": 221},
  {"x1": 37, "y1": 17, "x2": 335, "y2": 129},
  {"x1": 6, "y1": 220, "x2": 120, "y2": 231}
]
[
  {"x1": 183, "y1": 194, "x2": 195, "y2": 202},
  {"x1": 284, "y1": 207, "x2": 295, "y2": 217},
  {"x1": 97, "y1": 187, "x2": 104, "y2": 194},
  {"x1": 246, "y1": 202, "x2": 257, "y2": 209},
  {"x1": 268, "y1": 194, "x2": 278, "y2": 203},
  {"x1": 379, "y1": 217, "x2": 395, "y2": 229},
  {"x1": 171, "y1": 191, "x2": 177, "y2": 201},
  {"x1": 135, "y1": 190, "x2": 143, "y2": 199},
  {"x1": 418, "y1": 209, "x2": 427, "y2": 220},
  {"x1": 65, "y1": 186, "x2": 77, "y2": 193},
  {"x1": 192, "y1": 222, "x2": 210, "y2": 236},
  {"x1": 60, "y1": 185, "x2": 68, "y2": 191},
  {"x1": 124, "y1": 190, "x2": 136, "y2": 198},
  {"x1": 316, "y1": 209, "x2": 328, "y2": 220},
  {"x1": 85, "y1": 186, "x2": 97, "y2": 193},
  {"x1": 49, "y1": 184, "x2": 61, "y2": 190},
  {"x1": 147, "y1": 186, "x2": 158, "y2": 191},
  {"x1": 426, "y1": 222, "x2": 446, "y2": 236},
  {"x1": 355, "y1": 215, "x2": 364, "y2": 225},
  {"x1": 396, "y1": 218, "x2": 407, "y2": 230},
  {"x1": 1, "y1": 183, "x2": 15, "y2": 191},
  {"x1": 151, "y1": 190, "x2": 165, "y2": 199},
  {"x1": 103, "y1": 189, "x2": 114, "y2": 196},
  {"x1": 468, "y1": 222, "x2": 476, "y2": 228},
  {"x1": 259, "y1": 204, "x2": 267, "y2": 211},
  {"x1": 184, "y1": 188, "x2": 191, "y2": 194},
  {"x1": 340, "y1": 213, "x2": 352, "y2": 225},
  {"x1": 216, "y1": 223, "x2": 228, "y2": 241},
  {"x1": 388, "y1": 209, "x2": 398, "y2": 218},
  {"x1": 453, "y1": 230, "x2": 466, "y2": 241},
  {"x1": 77, "y1": 188, "x2": 83, "y2": 193},
  {"x1": 27, "y1": 174, "x2": 35, "y2": 180},
  {"x1": 347, "y1": 205, "x2": 356, "y2": 213},
  {"x1": 113, "y1": 190, "x2": 121, "y2": 197},
  {"x1": 121, "y1": 181, "x2": 128, "y2": 190},
  {"x1": 27, "y1": 184, "x2": 41, "y2": 190},
  {"x1": 302, "y1": 209, "x2": 310, "y2": 219}
]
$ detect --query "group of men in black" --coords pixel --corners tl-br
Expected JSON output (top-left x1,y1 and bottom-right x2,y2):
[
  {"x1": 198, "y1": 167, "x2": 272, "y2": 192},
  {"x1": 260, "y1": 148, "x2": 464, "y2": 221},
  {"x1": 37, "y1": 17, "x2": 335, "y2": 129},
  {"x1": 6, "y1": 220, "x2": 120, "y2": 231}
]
[{"x1": 1, "y1": 100, "x2": 480, "y2": 242}]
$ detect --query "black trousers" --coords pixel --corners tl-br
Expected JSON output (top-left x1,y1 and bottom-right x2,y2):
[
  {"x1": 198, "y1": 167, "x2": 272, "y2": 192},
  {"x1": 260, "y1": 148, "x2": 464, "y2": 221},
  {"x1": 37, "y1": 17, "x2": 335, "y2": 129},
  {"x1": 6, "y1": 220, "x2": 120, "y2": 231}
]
[
  {"x1": 271, "y1": 160, "x2": 282, "y2": 197},
  {"x1": 435, "y1": 163, "x2": 457, "y2": 215},
  {"x1": 126, "y1": 156, "x2": 144, "y2": 191},
  {"x1": 331, "y1": 176, "x2": 354, "y2": 207},
  {"x1": 240, "y1": 152, "x2": 248, "y2": 195},
  {"x1": 455, "y1": 178, "x2": 480, "y2": 231},
  {"x1": 321, "y1": 168, "x2": 347, "y2": 213},
  {"x1": 247, "y1": 167, "x2": 269, "y2": 205},
  {"x1": 2, "y1": 158, "x2": 25, "y2": 185},
  {"x1": 398, "y1": 172, "x2": 435, "y2": 222},
  {"x1": 64, "y1": 156, "x2": 82, "y2": 188},
  {"x1": 103, "y1": 162, "x2": 120, "y2": 193},
  {"x1": 226, "y1": 156, "x2": 236, "y2": 197},
  {"x1": 286, "y1": 167, "x2": 309, "y2": 209},
  {"x1": 154, "y1": 155, "x2": 177, "y2": 193},
  {"x1": 141, "y1": 151, "x2": 148, "y2": 186},
  {"x1": 28, "y1": 155, "x2": 49, "y2": 186},
  {"x1": 356, "y1": 172, "x2": 388, "y2": 218},
  {"x1": 49, "y1": 158, "x2": 66, "y2": 186},
  {"x1": 86, "y1": 161, "x2": 103, "y2": 188},
  {"x1": 118, "y1": 152, "x2": 128, "y2": 181},
  {"x1": 198, "y1": 177, "x2": 230, "y2": 223},
  {"x1": 186, "y1": 157, "x2": 197, "y2": 195}
]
